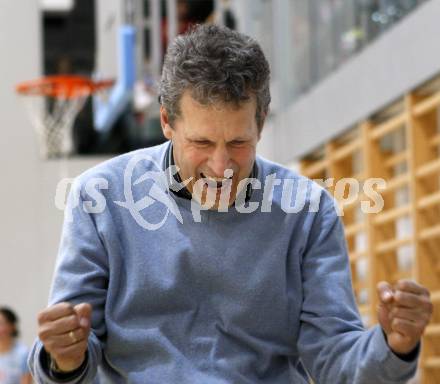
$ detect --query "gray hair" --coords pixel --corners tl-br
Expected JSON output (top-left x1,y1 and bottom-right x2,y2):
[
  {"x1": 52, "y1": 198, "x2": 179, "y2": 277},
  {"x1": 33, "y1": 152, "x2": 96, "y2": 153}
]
[{"x1": 159, "y1": 24, "x2": 271, "y2": 131}]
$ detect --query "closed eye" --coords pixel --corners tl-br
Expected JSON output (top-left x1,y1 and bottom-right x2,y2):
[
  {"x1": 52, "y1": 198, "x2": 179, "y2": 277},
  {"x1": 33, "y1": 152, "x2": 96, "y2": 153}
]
[
  {"x1": 229, "y1": 140, "x2": 247, "y2": 147},
  {"x1": 192, "y1": 140, "x2": 211, "y2": 146}
]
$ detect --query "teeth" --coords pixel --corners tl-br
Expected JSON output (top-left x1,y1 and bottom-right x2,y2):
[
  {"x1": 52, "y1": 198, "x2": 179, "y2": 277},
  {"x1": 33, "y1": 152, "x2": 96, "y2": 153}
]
[
  {"x1": 199, "y1": 173, "x2": 232, "y2": 189},
  {"x1": 201, "y1": 173, "x2": 232, "y2": 182}
]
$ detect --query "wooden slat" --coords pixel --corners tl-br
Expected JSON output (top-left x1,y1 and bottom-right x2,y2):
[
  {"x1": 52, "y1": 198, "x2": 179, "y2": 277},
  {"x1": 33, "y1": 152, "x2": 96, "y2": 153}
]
[
  {"x1": 418, "y1": 191, "x2": 440, "y2": 210},
  {"x1": 413, "y1": 92, "x2": 440, "y2": 116},
  {"x1": 345, "y1": 222, "x2": 365, "y2": 238},
  {"x1": 373, "y1": 204, "x2": 411, "y2": 225},
  {"x1": 352, "y1": 172, "x2": 365, "y2": 181},
  {"x1": 392, "y1": 270, "x2": 412, "y2": 282},
  {"x1": 375, "y1": 236, "x2": 412, "y2": 254},
  {"x1": 423, "y1": 357, "x2": 440, "y2": 369},
  {"x1": 371, "y1": 113, "x2": 407, "y2": 140},
  {"x1": 349, "y1": 251, "x2": 367, "y2": 263},
  {"x1": 431, "y1": 290, "x2": 440, "y2": 303},
  {"x1": 353, "y1": 280, "x2": 367, "y2": 291},
  {"x1": 419, "y1": 225, "x2": 440, "y2": 241},
  {"x1": 357, "y1": 304, "x2": 370, "y2": 315},
  {"x1": 430, "y1": 133, "x2": 440, "y2": 148},
  {"x1": 416, "y1": 158, "x2": 440, "y2": 179},
  {"x1": 385, "y1": 151, "x2": 408, "y2": 169},
  {"x1": 381, "y1": 173, "x2": 410, "y2": 194},
  {"x1": 302, "y1": 159, "x2": 328, "y2": 177},
  {"x1": 425, "y1": 324, "x2": 440, "y2": 336},
  {"x1": 332, "y1": 139, "x2": 362, "y2": 162}
]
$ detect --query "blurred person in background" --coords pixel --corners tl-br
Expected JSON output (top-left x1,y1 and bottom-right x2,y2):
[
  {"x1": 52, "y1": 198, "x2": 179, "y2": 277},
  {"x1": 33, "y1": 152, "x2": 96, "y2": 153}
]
[{"x1": 0, "y1": 307, "x2": 32, "y2": 384}]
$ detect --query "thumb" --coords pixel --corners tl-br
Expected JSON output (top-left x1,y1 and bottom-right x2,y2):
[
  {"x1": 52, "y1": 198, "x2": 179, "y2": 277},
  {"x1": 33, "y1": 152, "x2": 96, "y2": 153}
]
[
  {"x1": 73, "y1": 303, "x2": 92, "y2": 329},
  {"x1": 377, "y1": 281, "x2": 394, "y2": 304},
  {"x1": 376, "y1": 281, "x2": 394, "y2": 335}
]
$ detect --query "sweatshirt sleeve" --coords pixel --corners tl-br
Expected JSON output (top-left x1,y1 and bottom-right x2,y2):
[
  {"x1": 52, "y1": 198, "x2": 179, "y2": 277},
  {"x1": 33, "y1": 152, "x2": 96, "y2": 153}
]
[
  {"x1": 297, "y1": 190, "x2": 419, "y2": 384},
  {"x1": 28, "y1": 180, "x2": 108, "y2": 383}
]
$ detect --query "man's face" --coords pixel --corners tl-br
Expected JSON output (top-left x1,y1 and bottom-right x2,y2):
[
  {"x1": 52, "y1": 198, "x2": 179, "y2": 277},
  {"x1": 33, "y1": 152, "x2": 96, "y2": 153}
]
[{"x1": 161, "y1": 91, "x2": 261, "y2": 208}]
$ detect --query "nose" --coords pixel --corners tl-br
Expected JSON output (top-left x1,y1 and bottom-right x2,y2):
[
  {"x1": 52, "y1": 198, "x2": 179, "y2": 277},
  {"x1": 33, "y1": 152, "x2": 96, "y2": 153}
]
[{"x1": 207, "y1": 146, "x2": 232, "y2": 177}]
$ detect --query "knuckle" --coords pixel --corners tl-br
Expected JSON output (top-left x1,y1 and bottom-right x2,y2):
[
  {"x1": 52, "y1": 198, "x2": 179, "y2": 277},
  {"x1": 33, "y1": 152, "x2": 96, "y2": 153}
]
[
  {"x1": 61, "y1": 314, "x2": 79, "y2": 330},
  {"x1": 56, "y1": 302, "x2": 74, "y2": 317},
  {"x1": 394, "y1": 294, "x2": 402, "y2": 304},
  {"x1": 37, "y1": 311, "x2": 47, "y2": 325},
  {"x1": 38, "y1": 307, "x2": 54, "y2": 325},
  {"x1": 38, "y1": 325, "x2": 52, "y2": 341},
  {"x1": 68, "y1": 315, "x2": 80, "y2": 329},
  {"x1": 394, "y1": 318, "x2": 406, "y2": 328},
  {"x1": 37, "y1": 329, "x2": 45, "y2": 340},
  {"x1": 44, "y1": 339, "x2": 57, "y2": 351},
  {"x1": 421, "y1": 298, "x2": 433, "y2": 312},
  {"x1": 59, "y1": 302, "x2": 73, "y2": 311}
]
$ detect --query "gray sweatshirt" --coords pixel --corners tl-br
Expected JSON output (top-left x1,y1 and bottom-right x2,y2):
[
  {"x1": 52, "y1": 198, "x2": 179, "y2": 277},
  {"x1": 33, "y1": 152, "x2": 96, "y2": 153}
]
[{"x1": 28, "y1": 142, "x2": 418, "y2": 383}]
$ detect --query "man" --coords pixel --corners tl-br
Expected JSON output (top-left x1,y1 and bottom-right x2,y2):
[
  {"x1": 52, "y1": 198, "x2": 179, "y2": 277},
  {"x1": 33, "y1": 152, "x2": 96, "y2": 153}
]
[{"x1": 29, "y1": 25, "x2": 432, "y2": 383}]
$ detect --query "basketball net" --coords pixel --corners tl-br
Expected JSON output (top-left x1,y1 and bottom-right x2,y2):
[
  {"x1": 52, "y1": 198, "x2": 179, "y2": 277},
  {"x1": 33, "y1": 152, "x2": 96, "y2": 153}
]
[{"x1": 16, "y1": 75, "x2": 113, "y2": 159}]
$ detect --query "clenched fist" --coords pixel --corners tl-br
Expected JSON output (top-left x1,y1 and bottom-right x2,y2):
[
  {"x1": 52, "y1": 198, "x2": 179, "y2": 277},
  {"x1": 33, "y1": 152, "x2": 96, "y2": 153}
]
[
  {"x1": 377, "y1": 280, "x2": 433, "y2": 355},
  {"x1": 38, "y1": 302, "x2": 92, "y2": 372}
]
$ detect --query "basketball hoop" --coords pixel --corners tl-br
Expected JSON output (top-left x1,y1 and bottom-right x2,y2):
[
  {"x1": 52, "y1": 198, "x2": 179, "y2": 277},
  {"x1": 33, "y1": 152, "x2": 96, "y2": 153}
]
[{"x1": 16, "y1": 75, "x2": 113, "y2": 158}]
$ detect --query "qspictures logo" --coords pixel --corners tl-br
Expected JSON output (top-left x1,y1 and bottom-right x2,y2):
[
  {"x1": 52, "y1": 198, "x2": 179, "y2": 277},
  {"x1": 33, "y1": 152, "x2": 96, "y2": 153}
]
[
  {"x1": 54, "y1": 154, "x2": 386, "y2": 231},
  {"x1": 113, "y1": 154, "x2": 187, "y2": 230}
]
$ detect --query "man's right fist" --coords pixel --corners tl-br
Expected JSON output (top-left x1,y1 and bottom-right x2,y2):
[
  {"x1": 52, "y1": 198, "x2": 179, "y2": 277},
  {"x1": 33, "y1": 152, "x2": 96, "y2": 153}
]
[{"x1": 37, "y1": 302, "x2": 91, "y2": 372}]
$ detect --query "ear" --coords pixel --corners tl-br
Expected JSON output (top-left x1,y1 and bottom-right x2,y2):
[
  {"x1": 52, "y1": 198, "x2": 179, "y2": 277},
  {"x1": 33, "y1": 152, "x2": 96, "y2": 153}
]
[{"x1": 160, "y1": 105, "x2": 173, "y2": 140}]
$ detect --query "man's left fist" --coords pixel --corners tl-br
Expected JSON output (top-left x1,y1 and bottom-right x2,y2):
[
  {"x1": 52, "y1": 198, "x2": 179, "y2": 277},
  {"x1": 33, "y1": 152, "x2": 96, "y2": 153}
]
[{"x1": 377, "y1": 279, "x2": 433, "y2": 355}]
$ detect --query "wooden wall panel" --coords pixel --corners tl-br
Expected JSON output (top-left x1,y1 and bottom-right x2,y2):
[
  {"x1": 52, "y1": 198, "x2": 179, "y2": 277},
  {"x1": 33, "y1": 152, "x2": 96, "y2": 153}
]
[{"x1": 300, "y1": 76, "x2": 440, "y2": 384}]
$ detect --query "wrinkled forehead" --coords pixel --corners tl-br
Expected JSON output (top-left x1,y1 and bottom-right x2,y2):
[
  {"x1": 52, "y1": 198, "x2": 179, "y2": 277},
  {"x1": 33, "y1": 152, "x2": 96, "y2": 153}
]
[
  {"x1": 188, "y1": 86, "x2": 253, "y2": 109},
  {"x1": 179, "y1": 89, "x2": 257, "y2": 114},
  {"x1": 176, "y1": 94, "x2": 259, "y2": 140}
]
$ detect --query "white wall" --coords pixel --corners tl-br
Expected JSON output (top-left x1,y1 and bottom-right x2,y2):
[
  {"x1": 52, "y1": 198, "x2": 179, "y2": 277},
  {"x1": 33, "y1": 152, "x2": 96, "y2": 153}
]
[{"x1": 0, "y1": 0, "x2": 43, "y2": 347}]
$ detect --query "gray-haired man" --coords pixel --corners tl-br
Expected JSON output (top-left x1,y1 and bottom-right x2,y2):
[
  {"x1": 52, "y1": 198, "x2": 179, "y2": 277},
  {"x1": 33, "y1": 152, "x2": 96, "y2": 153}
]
[{"x1": 29, "y1": 24, "x2": 432, "y2": 383}]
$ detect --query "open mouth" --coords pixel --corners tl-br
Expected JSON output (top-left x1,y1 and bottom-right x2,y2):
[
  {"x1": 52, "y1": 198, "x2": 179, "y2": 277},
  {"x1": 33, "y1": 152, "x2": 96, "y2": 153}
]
[{"x1": 200, "y1": 173, "x2": 233, "y2": 188}]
